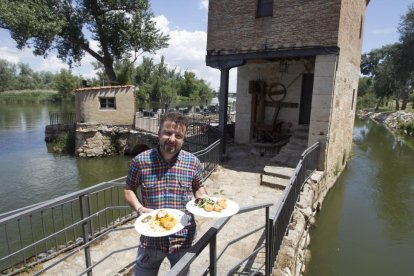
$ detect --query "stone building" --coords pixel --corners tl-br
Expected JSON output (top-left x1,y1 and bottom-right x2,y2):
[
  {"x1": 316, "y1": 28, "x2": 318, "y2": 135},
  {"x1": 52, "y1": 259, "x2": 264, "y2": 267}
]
[
  {"x1": 75, "y1": 85, "x2": 136, "y2": 125},
  {"x1": 206, "y1": 0, "x2": 369, "y2": 179}
]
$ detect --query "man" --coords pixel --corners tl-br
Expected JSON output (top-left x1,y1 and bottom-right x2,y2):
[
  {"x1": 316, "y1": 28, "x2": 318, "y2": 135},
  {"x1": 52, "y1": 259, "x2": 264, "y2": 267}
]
[{"x1": 124, "y1": 112, "x2": 208, "y2": 275}]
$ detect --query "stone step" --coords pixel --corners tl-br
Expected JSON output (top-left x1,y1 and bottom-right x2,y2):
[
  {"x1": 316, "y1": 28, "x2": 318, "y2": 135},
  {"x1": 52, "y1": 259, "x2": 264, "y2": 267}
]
[
  {"x1": 261, "y1": 174, "x2": 289, "y2": 189},
  {"x1": 294, "y1": 125, "x2": 309, "y2": 132},
  {"x1": 292, "y1": 131, "x2": 308, "y2": 140},
  {"x1": 291, "y1": 137, "x2": 308, "y2": 145},
  {"x1": 263, "y1": 165, "x2": 295, "y2": 179},
  {"x1": 270, "y1": 151, "x2": 290, "y2": 164}
]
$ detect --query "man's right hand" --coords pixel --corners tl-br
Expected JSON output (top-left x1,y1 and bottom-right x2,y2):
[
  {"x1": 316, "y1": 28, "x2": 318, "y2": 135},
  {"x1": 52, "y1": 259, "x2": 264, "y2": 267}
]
[{"x1": 137, "y1": 206, "x2": 153, "y2": 215}]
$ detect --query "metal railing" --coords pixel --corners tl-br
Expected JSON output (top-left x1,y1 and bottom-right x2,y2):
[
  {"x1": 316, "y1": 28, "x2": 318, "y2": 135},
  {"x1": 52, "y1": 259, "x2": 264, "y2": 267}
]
[
  {"x1": 266, "y1": 142, "x2": 320, "y2": 275},
  {"x1": 167, "y1": 203, "x2": 273, "y2": 276},
  {"x1": 0, "y1": 136, "x2": 222, "y2": 275},
  {"x1": 49, "y1": 112, "x2": 76, "y2": 126},
  {"x1": 167, "y1": 142, "x2": 320, "y2": 276}
]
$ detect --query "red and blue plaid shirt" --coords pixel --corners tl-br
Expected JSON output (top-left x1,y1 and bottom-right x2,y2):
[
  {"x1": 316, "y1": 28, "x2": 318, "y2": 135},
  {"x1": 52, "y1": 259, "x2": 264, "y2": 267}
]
[{"x1": 126, "y1": 147, "x2": 203, "y2": 253}]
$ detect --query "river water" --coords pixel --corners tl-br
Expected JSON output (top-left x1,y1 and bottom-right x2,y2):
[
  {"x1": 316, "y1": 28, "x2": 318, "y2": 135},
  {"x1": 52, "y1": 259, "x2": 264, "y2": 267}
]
[
  {"x1": 0, "y1": 102, "x2": 131, "y2": 214},
  {"x1": 305, "y1": 118, "x2": 414, "y2": 276}
]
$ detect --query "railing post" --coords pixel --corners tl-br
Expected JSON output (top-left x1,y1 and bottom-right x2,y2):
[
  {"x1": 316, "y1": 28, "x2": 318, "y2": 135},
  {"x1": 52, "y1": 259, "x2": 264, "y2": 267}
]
[
  {"x1": 265, "y1": 206, "x2": 270, "y2": 276},
  {"x1": 79, "y1": 195, "x2": 92, "y2": 276},
  {"x1": 209, "y1": 234, "x2": 217, "y2": 276}
]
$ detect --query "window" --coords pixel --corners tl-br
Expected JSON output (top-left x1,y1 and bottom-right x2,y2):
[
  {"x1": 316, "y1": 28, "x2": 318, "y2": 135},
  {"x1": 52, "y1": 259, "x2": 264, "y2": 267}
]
[
  {"x1": 99, "y1": 97, "x2": 116, "y2": 109},
  {"x1": 351, "y1": 89, "x2": 355, "y2": 110},
  {"x1": 257, "y1": 0, "x2": 273, "y2": 18},
  {"x1": 359, "y1": 16, "x2": 363, "y2": 39}
]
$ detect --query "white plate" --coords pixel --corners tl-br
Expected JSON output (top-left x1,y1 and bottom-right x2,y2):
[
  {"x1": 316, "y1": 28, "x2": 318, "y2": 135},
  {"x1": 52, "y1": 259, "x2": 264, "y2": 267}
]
[
  {"x1": 186, "y1": 197, "x2": 239, "y2": 218},
  {"x1": 134, "y1": 209, "x2": 187, "y2": 237}
]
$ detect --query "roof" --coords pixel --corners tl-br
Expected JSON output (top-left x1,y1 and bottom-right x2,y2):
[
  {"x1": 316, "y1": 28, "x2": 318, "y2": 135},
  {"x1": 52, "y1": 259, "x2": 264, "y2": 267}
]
[{"x1": 74, "y1": 85, "x2": 135, "y2": 92}]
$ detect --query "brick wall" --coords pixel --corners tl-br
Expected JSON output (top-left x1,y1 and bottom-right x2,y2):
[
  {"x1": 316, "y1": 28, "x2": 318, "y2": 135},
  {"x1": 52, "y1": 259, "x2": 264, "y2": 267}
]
[{"x1": 207, "y1": 0, "x2": 341, "y2": 53}]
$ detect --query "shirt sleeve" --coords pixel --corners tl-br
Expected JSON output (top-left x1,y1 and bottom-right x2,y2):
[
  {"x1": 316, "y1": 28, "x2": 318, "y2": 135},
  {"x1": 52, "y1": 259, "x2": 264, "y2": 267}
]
[
  {"x1": 192, "y1": 157, "x2": 204, "y2": 193},
  {"x1": 125, "y1": 158, "x2": 141, "y2": 190}
]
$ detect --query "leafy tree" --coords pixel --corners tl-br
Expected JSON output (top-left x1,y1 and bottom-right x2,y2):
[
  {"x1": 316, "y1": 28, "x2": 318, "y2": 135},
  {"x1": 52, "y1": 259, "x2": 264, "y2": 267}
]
[
  {"x1": 398, "y1": 4, "x2": 414, "y2": 76},
  {"x1": 53, "y1": 69, "x2": 80, "y2": 95},
  {"x1": 0, "y1": 59, "x2": 16, "y2": 91},
  {"x1": 0, "y1": 0, "x2": 169, "y2": 82}
]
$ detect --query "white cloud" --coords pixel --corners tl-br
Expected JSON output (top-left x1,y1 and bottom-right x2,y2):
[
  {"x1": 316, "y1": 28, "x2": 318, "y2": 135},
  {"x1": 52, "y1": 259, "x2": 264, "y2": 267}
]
[
  {"x1": 0, "y1": 46, "x2": 20, "y2": 64},
  {"x1": 200, "y1": 0, "x2": 209, "y2": 10},
  {"x1": 148, "y1": 15, "x2": 239, "y2": 91},
  {"x1": 38, "y1": 55, "x2": 67, "y2": 72}
]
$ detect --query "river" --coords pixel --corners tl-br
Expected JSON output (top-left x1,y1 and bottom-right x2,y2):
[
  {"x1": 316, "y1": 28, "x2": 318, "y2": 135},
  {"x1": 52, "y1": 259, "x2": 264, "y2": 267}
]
[
  {"x1": 305, "y1": 118, "x2": 414, "y2": 276},
  {"x1": 0, "y1": 102, "x2": 131, "y2": 214}
]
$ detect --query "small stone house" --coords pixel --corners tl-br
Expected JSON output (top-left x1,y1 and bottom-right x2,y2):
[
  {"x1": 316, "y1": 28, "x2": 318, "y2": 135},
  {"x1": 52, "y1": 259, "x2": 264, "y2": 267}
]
[
  {"x1": 75, "y1": 85, "x2": 136, "y2": 126},
  {"x1": 206, "y1": 0, "x2": 369, "y2": 177}
]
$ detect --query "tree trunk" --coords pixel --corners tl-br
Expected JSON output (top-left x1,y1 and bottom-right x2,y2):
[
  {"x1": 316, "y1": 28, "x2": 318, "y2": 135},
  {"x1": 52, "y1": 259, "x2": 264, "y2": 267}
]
[
  {"x1": 395, "y1": 99, "x2": 400, "y2": 111},
  {"x1": 374, "y1": 96, "x2": 384, "y2": 111}
]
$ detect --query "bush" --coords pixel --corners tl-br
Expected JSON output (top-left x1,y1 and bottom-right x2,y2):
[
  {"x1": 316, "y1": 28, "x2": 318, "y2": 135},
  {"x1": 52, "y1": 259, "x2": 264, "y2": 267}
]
[{"x1": 397, "y1": 120, "x2": 414, "y2": 136}]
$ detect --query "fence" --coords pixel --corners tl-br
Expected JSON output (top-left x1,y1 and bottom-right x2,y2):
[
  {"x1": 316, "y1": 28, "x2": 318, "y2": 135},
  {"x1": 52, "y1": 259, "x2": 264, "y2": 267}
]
[
  {"x1": 0, "y1": 135, "x2": 222, "y2": 275},
  {"x1": 266, "y1": 142, "x2": 320, "y2": 275},
  {"x1": 49, "y1": 112, "x2": 76, "y2": 126}
]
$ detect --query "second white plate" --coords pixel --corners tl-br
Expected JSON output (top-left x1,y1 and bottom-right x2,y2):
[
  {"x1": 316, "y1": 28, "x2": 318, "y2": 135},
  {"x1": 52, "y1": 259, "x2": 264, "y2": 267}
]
[{"x1": 186, "y1": 197, "x2": 239, "y2": 218}]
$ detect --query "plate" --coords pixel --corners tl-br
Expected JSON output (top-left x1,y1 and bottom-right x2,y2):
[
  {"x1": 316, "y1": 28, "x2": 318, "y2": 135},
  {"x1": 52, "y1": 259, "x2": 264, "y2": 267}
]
[
  {"x1": 134, "y1": 209, "x2": 187, "y2": 237},
  {"x1": 186, "y1": 197, "x2": 239, "y2": 218}
]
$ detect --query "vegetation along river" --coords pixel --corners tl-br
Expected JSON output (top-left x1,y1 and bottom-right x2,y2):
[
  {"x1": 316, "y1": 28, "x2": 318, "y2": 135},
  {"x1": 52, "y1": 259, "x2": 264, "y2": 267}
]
[{"x1": 305, "y1": 118, "x2": 414, "y2": 276}]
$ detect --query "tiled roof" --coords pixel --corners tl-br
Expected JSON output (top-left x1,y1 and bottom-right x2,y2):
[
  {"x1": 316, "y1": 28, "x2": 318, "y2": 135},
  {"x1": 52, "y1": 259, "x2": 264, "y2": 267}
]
[{"x1": 74, "y1": 85, "x2": 134, "y2": 92}]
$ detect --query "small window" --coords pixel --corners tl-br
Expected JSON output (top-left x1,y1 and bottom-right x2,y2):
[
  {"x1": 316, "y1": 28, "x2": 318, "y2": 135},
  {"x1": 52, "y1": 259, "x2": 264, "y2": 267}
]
[
  {"x1": 99, "y1": 97, "x2": 116, "y2": 109},
  {"x1": 359, "y1": 16, "x2": 363, "y2": 39},
  {"x1": 257, "y1": 0, "x2": 273, "y2": 18}
]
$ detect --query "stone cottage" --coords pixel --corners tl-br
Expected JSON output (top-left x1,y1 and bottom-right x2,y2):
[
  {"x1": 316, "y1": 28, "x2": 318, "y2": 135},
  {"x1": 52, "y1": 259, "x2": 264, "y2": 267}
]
[
  {"x1": 206, "y1": 0, "x2": 369, "y2": 179},
  {"x1": 75, "y1": 85, "x2": 136, "y2": 125}
]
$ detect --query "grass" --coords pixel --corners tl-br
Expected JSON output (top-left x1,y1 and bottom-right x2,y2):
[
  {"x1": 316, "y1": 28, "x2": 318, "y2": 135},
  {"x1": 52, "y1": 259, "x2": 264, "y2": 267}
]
[{"x1": 0, "y1": 90, "x2": 73, "y2": 104}]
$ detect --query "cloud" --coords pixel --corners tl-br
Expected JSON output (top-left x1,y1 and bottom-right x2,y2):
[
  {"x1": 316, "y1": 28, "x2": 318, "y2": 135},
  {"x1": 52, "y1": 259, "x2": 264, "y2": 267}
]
[
  {"x1": 200, "y1": 0, "x2": 209, "y2": 10},
  {"x1": 149, "y1": 15, "x2": 237, "y2": 91}
]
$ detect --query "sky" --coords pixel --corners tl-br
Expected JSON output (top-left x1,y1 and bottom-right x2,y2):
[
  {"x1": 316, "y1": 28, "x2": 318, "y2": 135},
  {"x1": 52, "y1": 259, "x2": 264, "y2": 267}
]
[{"x1": 0, "y1": 0, "x2": 413, "y2": 92}]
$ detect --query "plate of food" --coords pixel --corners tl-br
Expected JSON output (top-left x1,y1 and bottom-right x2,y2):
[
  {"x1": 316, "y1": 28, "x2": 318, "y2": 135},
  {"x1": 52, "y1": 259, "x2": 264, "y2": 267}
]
[
  {"x1": 186, "y1": 197, "x2": 239, "y2": 218},
  {"x1": 134, "y1": 209, "x2": 187, "y2": 237}
]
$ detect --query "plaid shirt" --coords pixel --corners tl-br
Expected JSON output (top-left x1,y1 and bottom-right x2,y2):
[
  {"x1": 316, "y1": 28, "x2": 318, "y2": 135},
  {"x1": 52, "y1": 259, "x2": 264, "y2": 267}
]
[{"x1": 126, "y1": 147, "x2": 203, "y2": 253}]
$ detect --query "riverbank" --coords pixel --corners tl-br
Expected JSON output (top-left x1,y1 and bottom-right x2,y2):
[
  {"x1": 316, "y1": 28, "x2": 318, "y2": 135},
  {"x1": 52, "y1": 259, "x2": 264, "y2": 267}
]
[{"x1": 357, "y1": 110, "x2": 414, "y2": 136}]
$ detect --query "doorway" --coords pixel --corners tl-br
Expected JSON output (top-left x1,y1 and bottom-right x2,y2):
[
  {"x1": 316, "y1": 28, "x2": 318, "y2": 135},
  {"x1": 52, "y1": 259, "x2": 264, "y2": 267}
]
[{"x1": 299, "y1": 74, "x2": 314, "y2": 125}]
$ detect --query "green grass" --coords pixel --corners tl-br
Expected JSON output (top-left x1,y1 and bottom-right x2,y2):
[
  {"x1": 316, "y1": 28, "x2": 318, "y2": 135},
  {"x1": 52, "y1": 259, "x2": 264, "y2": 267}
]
[{"x1": 0, "y1": 90, "x2": 73, "y2": 104}]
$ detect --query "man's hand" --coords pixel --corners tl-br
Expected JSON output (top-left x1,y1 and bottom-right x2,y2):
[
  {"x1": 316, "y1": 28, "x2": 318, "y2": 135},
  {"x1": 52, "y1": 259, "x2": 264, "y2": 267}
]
[{"x1": 137, "y1": 206, "x2": 153, "y2": 215}]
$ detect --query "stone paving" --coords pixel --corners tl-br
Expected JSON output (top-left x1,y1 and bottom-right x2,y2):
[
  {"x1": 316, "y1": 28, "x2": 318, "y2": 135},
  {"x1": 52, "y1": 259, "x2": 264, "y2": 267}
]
[{"x1": 35, "y1": 144, "x2": 285, "y2": 276}]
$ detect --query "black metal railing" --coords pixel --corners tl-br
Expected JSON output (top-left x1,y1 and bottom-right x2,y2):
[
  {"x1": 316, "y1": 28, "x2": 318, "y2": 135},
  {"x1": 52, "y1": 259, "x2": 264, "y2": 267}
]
[
  {"x1": 167, "y1": 203, "x2": 273, "y2": 276},
  {"x1": 266, "y1": 142, "x2": 320, "y2": 275},
  {"x1": 49, "y1": 112, "x2": 76, "y2": 126},
  {"x1": 0, "y1": 136, "x2": 222, "y2": 275},
  {"x1": 167, "y1": 142, "x2": 320, "y2": 276}
]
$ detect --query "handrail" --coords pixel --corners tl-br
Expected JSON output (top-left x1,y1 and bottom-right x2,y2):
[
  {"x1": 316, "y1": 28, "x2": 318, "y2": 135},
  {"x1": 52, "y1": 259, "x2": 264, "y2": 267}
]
[{"x1": 167, "y1": 203, "x2": 273, "y2": 276}]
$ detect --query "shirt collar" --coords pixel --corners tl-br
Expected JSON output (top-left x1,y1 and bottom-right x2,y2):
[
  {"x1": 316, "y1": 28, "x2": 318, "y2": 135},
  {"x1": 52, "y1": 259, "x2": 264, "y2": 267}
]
[{"x1": 155, "y1": 146, "x2": 183, "y2": 163}]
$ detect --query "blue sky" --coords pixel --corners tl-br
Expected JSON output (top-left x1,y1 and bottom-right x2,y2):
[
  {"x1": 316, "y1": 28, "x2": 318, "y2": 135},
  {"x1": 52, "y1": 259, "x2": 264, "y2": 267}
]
[{"x1": 0, "y1": 0, "x2": 412, "y2": 91}]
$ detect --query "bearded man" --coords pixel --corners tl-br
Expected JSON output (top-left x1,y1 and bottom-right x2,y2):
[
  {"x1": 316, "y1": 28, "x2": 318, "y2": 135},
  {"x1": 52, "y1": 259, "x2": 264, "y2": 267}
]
[{"x1": 124, "y1": 112, "x2": 208, "y2": 275}]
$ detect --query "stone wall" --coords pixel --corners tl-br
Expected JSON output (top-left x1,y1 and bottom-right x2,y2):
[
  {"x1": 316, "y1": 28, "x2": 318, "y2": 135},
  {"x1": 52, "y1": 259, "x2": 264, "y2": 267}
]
[
  {"x1": 207, "y1": 0, "x2": 341, "y2": 54},
  {"x1": 273, "y1": 170, "x2": 331, "y2": 276},
  {"x1": 75, "y1": 124, "x2": 158, "y2": 157}
]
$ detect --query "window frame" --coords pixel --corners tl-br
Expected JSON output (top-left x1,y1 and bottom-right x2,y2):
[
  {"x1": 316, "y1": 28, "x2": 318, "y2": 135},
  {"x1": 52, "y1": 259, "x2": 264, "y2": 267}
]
[
  {"x1": 99, "y1": 97, "x2": 116, "y2": 110},
  {"x1": 257, "y1": 0, "x2": 273, "y2": 18}
]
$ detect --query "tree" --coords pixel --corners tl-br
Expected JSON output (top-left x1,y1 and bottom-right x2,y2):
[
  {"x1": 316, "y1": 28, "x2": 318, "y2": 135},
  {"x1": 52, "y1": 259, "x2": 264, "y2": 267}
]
[
  {"x1": 0, "y1": 0, "x2": 169, "y2": 82},
  {"x1": 0, "y1": 59, "x2": 16, "y2": 91},
  {"x1": 54, "y1": 69, "x2": 80, "y2": 95}
]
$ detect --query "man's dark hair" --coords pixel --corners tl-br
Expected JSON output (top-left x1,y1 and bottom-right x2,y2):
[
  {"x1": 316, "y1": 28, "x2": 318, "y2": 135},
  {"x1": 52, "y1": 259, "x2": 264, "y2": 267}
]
[{"x1": 159, "y1": 112, "x2": 189, "y2": 129}]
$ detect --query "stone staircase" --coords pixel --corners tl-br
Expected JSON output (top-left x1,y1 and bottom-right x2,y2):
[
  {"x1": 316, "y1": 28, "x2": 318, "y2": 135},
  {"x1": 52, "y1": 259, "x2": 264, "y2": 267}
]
[
  {"x1": 261, "y1": 165, "x2": 296, "y2": 189},
  {"x1": 269, "y1": 125, "x2": 309, "y2": 168}
]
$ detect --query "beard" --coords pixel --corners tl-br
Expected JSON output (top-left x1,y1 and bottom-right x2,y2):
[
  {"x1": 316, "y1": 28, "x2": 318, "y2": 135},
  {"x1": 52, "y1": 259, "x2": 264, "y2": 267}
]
[{"x1": 161, "y1": 141, "x2": 182, "y2": 155}]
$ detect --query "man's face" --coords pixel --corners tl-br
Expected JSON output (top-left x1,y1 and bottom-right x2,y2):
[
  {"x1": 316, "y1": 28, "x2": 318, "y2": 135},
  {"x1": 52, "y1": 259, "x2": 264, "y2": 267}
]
[{"x1": 158, "y1": 120, "x2": 186, "y2": 157}]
